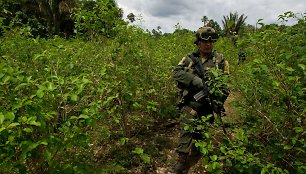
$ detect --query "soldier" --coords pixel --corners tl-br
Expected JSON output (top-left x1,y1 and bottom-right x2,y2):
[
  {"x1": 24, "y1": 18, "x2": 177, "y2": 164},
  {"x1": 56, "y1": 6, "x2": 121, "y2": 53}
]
[
  {"x1": 171, "y1": 27, "x2": 229, "y2": 173},
  {"x1": 238, "y1": 50, "x2": 246, "y2": 64}
]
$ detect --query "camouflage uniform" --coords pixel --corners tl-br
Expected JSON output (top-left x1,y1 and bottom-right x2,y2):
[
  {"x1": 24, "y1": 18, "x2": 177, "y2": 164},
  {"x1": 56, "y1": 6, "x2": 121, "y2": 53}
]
[{"x1": 171, "y1": 27, "x2": 229, "y2": 174}]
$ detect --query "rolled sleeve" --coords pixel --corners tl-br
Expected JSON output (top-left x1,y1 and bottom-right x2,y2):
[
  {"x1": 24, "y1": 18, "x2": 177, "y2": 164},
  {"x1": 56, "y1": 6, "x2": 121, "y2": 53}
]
[{"x1": 172, "y1": 56, "x2": 195, "y2": 87}]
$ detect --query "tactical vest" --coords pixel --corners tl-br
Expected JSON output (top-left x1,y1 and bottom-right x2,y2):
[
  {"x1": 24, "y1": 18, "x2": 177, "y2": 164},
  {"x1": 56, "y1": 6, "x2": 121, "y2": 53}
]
[{"x1": 176, "y1": 51, "x2": 227, "y2": 108}]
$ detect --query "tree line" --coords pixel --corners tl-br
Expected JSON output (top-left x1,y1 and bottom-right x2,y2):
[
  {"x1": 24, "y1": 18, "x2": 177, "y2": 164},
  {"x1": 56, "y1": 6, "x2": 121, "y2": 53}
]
[
  {"x1": 0, "y1": 0, "x2": 122, "y2": 37},
  {"x1": 1, "y1": 0, "x2": 253, "y2": 38}
]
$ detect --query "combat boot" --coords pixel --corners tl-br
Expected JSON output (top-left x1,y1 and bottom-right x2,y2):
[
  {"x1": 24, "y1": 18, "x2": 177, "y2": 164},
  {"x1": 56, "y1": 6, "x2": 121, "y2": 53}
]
[{"x1": 171, "y1": 152, "x2": 188, "y2": 174}]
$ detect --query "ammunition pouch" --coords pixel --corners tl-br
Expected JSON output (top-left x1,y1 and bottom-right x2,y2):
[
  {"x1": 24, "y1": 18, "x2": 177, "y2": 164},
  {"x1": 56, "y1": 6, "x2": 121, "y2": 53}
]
[
  {"x1": 181, "y1": 106, "x2": 197, "y2": 117},
  {"x1": 176, "y1": 87, "x2": 188, "y2": 110}
]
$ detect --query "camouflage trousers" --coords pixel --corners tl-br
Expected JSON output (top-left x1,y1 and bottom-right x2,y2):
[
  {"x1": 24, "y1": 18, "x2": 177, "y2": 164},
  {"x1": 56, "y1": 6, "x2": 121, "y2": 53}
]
[{"x1": 176, "y1": 101, "x2": 214, "y2": 154}]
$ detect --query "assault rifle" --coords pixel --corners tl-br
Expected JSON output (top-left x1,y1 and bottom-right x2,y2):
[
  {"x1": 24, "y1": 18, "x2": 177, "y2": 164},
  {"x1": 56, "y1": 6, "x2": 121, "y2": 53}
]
[
  {"x1": 187, "y1": 51, "x2": 228, "y2": 134},
  {"x1": 193, "y1": 87, "x2": 227, "y2": 134}
]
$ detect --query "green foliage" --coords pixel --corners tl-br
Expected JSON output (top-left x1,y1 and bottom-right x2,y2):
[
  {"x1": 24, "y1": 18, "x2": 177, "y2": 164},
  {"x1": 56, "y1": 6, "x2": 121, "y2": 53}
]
[
  {"x1": 212, "y1": 12, "x2": 306, "y2": 173},
  {"x1": 179, "y1": 12, "x2": 306, "y2": 174},
  {"x1": 0, "y1": 0, "x2": 125, "y2": 38},
  {"x1": 0, "y1": 36, "x2": 103, "y2": 173},
  {"x1": 0, "y1": 9, "x2": 305, "y2": 174},
  {"x1": 201, "y1": 16, "x2": 222, "y2": 33},
  {"x1": 0, "y1": 0, "x2": 59, "y2": 36},
  {"x1": 132, "y1": 147, "x2": 151, "y2": 164},
  {"x1": 0, "y1": 20, "x2": 194, "y2": 172},
  {"x1": 72, "y1": 0, "x2": 125, "y2": 39}
]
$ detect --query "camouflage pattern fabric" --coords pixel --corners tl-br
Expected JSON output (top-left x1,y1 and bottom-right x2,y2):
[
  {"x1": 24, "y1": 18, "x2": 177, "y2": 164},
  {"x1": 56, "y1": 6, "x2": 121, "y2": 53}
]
[{"x1": 172, "y1": 51, "x2": 228, "y2": 154}]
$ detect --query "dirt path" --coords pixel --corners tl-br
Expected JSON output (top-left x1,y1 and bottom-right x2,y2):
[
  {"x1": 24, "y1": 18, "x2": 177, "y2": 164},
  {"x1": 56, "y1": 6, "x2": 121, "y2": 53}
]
[{"x1": 223, "y1": 92, "x2": 239, "y2": 121}]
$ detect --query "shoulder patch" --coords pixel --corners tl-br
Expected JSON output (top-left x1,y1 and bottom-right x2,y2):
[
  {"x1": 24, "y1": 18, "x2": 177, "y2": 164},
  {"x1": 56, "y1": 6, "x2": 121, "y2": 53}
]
[
  {"x1": 178, "y1": 57, "x2": 187, "y2": 65},
  {"x1": 178, "y1": 56, "x2": 192, "y2": 66}
]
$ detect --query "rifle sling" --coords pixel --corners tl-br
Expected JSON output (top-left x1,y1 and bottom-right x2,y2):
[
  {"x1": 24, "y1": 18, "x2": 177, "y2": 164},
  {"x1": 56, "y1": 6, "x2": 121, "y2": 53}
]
[{"x1": 188, "y1": 52, "x2": 205, "y2": 79}]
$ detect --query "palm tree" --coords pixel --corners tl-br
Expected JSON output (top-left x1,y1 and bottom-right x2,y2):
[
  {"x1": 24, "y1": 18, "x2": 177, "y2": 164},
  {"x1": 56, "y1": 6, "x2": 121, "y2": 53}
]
[
  {"x1": 201, "y1": 16, "x2": 209, "y2": 26},
  {"x1": 127, "y1": 13, "x2": 136, "y2": 23},
  {"x1": 222, "y1": 12, "x2": 247, "y2": 36}
]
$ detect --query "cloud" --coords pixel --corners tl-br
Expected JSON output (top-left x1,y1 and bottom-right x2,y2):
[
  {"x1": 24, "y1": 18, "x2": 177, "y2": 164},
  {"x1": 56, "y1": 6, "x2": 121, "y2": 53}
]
[
  {"x1": 145, "y1": 0, "x2": 192, "y2": 17},
  {"x1": 116, "y1": 0, "x2": 306, "y2": 33}
]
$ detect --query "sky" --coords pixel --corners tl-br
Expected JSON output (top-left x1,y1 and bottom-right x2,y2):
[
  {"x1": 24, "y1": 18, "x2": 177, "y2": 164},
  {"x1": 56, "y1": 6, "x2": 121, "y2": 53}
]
[{"x1": 115, "y1": 0, "x2": 305, "y2": 33}]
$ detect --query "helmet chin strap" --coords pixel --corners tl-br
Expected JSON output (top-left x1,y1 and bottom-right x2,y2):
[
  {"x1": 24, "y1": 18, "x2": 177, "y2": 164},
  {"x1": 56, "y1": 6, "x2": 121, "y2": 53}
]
[
  {"x1": 199, "y1": 49, "x2": 212, "y2": 58},
  {"x1": 198, "y1": 41, "x2": 213, "y2": 55}
]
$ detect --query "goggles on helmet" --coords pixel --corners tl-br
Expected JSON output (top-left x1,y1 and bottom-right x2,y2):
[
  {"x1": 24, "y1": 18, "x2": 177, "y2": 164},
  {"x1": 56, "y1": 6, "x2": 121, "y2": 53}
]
[{"x1": 199, "y1": 32, "x2": 219, "y2": 42}]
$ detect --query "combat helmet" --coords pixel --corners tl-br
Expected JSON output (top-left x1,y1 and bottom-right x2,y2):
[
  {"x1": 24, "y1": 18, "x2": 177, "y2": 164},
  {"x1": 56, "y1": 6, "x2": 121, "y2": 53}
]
[{"x1": 194, "y1": 26, "x2": 219, "y2": 44}]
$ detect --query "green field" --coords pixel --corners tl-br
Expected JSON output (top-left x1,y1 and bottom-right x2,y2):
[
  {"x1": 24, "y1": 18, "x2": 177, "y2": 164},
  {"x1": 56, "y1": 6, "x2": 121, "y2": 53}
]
[{"x1": 0, "y1": 1, "x2": 305, "y2": 173}]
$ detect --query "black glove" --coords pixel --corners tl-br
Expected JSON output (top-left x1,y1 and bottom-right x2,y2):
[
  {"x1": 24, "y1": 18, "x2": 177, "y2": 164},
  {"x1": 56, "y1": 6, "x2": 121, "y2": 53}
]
[{"x1": 191, "y1": 76, "x2": 204, "y2": 91}]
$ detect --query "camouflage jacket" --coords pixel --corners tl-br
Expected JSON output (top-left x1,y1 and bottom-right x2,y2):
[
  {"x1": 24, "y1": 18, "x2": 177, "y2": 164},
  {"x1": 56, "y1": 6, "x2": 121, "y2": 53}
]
[{"x1": 172, "y1": 50, "x2": 229, "y2": 106}]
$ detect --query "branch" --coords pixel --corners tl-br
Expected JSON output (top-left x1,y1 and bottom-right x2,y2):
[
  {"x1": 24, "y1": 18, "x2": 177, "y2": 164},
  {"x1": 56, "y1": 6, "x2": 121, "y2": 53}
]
[{"x1": 256, "y1": 109, "x2": 287, "y2": 140}]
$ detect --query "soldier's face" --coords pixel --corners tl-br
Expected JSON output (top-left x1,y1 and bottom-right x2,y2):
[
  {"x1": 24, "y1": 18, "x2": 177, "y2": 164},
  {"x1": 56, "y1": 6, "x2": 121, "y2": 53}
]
[{"x1": 198, "y1": 40, "x2": 214, "y2": 53}]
